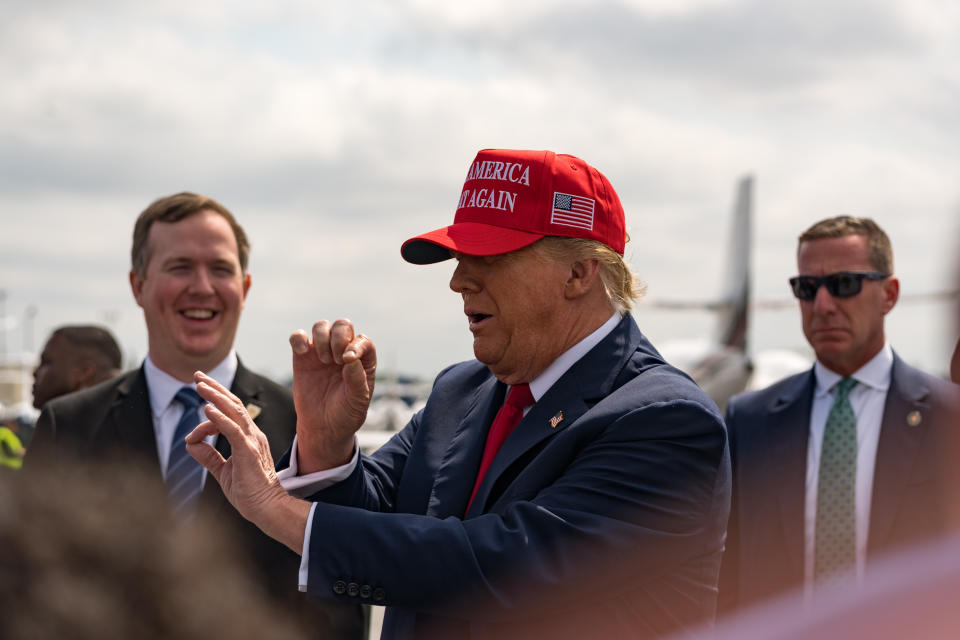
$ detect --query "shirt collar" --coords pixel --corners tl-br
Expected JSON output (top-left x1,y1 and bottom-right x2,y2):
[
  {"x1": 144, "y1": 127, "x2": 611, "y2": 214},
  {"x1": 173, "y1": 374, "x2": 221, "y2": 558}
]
[
  {"x1": 527, "y1": 312, "x2": 622, "y2": 401},
  {"x1": 144, "y1": 351, "x2": 239, "y2": 418},
  {"x1": 814, "y1": 342, "x2": 893, "y2": 398}
]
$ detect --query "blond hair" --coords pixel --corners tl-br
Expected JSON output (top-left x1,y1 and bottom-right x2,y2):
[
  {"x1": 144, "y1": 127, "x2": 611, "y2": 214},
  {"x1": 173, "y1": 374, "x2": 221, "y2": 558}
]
[{"x1": 531, "y1": 236, "x2": 645, "y2": 312}]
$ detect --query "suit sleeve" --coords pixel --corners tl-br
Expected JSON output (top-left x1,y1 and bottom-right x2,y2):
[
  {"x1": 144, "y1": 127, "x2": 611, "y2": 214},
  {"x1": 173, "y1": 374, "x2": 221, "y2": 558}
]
[
  {"x1": 303, "y1": 398, "x2": 728, "y2": 621},
  {"x1": 717, "y1": 397, "x2": 741, "y2": 616}
]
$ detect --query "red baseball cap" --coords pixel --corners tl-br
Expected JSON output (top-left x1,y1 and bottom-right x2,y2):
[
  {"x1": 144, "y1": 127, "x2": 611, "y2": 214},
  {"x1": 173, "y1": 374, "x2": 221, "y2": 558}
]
[{"x1": 401, "y1": 149, "x2": 626, "y2": 264}]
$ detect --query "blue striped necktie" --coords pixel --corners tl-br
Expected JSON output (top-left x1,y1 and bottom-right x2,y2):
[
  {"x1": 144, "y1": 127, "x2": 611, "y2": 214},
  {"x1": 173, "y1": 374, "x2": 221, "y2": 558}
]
[{"x1": 166, "y1": 387, "x2": 205, "y2": 515}]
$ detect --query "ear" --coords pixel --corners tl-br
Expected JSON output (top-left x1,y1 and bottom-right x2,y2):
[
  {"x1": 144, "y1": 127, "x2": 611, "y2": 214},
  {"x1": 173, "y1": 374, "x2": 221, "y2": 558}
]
[
  {"x1": 241, "y1": 272, "x2": 252, "y2": 306},
  {"x1": 129, "y1": 270, "x2": 145, "y2": 308},
  {"x1": 881, "y1": 275, "x2": 899, "y2": 314},
  {"x1": 70, "y1": 361, "x2": 97, "y2": 389},
  {"x1": 564, "y1": 259, "x2": 602, "y2": 301}
]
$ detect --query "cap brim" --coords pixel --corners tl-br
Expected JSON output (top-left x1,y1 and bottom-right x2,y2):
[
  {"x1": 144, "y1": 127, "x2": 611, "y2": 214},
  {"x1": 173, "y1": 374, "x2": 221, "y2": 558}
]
[{"x1": 400, "y1": 222, "x2": 544, "y2": 265}]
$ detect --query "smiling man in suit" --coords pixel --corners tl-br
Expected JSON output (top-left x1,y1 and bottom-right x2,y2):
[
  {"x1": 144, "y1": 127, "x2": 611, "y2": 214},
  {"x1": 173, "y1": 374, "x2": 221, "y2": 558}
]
[
  {"x1": 26, "y1": 192, "x2": 363, "y2": 639},
  {"x1": 719, "y1": 216, "x2": 960, "y2": 614},
  {"x1": 186, "y1": 149, "x2": 731, "y2": 640}
]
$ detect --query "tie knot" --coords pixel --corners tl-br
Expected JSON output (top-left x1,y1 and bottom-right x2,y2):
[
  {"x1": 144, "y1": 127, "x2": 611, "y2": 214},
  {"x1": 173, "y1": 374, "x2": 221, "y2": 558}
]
[
  {"x1": 834, "y1": 377, "x2": 857, "y2": 398},
  {"x1": 175, "y1": 387, "x2": 203, "y2": 411},
  {"x1": 505, "y1": 383, "x2": 534, "y2": 410}
]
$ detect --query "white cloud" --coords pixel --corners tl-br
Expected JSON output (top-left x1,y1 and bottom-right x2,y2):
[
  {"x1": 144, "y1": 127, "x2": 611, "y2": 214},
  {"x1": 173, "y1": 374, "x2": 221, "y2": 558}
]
[{"x1": 1, "y1": 0, "x2": 957, "y2": 381}]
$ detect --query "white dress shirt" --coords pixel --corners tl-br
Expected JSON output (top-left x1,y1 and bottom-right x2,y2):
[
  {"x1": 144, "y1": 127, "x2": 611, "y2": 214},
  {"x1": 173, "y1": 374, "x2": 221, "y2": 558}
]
[
  {"x1": 143, "y1": 351, "x2": 237, "y2": 482},
  {"x1": 803, "y1": 343, "x2": 892, "y2": 597},
  {"x1": 284, "y1": 312, "x2": 623, "y2": 590}
]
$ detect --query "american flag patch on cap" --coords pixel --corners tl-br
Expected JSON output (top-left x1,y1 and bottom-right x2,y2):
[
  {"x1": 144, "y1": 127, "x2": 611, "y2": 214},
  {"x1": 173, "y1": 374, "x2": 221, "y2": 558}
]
[{"x1": 551, "y1": 192, "x2": 595, "y2": 230}]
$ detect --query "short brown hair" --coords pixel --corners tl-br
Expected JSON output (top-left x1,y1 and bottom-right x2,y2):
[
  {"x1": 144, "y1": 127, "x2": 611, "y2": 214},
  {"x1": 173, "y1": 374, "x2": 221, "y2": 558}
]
[
  {"x1": 530, "y1": 236, "x2": 646, "y2": 313},
  {"x1": 798, "y1": 215, "x2": 893, "y2": 274},
  {"x1": 131, "y1": 192, "x2": 250, "y2": 278}
]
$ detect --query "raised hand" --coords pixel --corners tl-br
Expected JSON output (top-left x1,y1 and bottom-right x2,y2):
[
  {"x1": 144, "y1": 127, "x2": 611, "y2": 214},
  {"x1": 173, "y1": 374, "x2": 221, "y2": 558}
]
[
  {"x1": 185, "y1": 371, "x2": 311, "y2": 553},
  {"x1": 289, "y1": 318, "x2": 377, "y2": 473}
]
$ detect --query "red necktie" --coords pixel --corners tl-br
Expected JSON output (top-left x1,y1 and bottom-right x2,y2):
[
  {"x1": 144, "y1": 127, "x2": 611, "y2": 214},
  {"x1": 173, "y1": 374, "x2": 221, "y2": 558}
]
[{"x1": 466, "y1": 383, "x2": 535, "y2": 513}]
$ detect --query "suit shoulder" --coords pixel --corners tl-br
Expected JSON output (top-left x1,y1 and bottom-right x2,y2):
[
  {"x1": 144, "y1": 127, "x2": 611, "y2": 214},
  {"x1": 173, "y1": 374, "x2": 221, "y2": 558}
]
[
  {"x1": 727, "y1": 370, "x2": 810, "y2": 412},
  {"x1": 430, "y1": 359, "x2": 491, "y2": 390},
  {"x1": 44, "y1": 370, "x2": 139, "y2": 418},
  {"x1": 893, "y1": 358, "x2": 960, "y2": 410},
  {"x1": 619, "y1": 359, "x2": 722, "y2": 419}
]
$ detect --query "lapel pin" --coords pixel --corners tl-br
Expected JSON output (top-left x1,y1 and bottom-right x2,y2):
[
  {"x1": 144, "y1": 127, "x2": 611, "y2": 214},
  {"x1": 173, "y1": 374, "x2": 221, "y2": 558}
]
[
  {"x1": 549, "y1": 411, "x2": 564, "y2": 429},
  {"x1": 906, "y1": 410, "x2": 922, "y2": 427},
  {"x1": 246, "y1": 403, "x2": 262, "y2": 420}
]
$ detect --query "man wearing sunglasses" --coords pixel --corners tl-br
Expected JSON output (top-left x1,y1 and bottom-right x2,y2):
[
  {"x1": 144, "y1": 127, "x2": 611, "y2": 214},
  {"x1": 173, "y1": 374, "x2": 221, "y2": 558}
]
[{"x1": 719, "y1": 215, "x2": 959, "y2": 614}]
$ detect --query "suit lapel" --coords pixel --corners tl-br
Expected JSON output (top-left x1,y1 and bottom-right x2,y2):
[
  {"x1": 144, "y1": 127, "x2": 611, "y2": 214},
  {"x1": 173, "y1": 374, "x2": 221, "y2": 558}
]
[
  {"x1": 428, "y1": 375, "x2": 503, "y2": 518},
  {"x1": 108, "y1": 368, "x2": 163, "y2": 476},
  {"x1": 868, "y1": 355, "x2": 930, "y2": 555},
  {"x1": 767, "y1": 371, "x2": 814, "y2": 577},
  {"x1": 465, "y1": 315, "x2": 637, "y2": 518}
]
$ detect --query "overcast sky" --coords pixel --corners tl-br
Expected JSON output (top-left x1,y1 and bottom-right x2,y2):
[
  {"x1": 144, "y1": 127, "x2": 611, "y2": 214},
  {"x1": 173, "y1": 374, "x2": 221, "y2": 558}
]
[{"x1": 2, "y1": 0, "x2": 958, "y2": 384}]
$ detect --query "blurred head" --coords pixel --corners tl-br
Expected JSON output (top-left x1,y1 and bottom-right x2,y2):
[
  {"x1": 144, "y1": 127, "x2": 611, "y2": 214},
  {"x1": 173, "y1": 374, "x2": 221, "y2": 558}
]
[
  {"x1": 32, "y1": 325, "x2": 123, "y2": 409},
  {"x1": 794, "y1": 216, "x2": 899, "y2": 376},
  {"x1": 129, "y1": 193, "x2": 252, "y2": 381},
  {"x1": 0, "y1": 459, "x2": 308, "y2": 640},
  {"x1": 404, "y1": 149, "x2": 641, "y2": 383}
]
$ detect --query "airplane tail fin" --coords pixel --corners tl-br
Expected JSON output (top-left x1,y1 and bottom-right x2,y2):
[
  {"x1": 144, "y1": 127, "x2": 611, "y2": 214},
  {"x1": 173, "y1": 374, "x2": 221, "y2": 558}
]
[{"x1": 714, "y1": 176, "x2": 753, "y2": 352}]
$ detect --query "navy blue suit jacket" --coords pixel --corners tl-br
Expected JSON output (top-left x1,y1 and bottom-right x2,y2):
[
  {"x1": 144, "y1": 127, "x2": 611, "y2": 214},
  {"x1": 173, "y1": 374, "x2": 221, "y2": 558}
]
[
  {"x1": 719, "y1": 353, "x2": 960, "y2": 614},
  {"x1": 301, "y1": 315, "x2": 731, "y2": 640}
]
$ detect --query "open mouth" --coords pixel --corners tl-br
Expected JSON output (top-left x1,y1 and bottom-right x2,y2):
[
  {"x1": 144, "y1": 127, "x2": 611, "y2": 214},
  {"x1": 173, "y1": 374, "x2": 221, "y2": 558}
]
[
  {"x1": 467, "y1": 313, "x2": 492, "y2": 330},
  {"x1": 181, "y1": 309, "x2": 217, "y2": 320}
]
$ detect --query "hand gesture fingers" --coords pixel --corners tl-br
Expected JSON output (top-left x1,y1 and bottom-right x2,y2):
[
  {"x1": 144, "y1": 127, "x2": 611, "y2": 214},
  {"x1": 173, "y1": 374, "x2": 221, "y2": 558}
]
[
  {"x1": 185, "y1": 371, "x2": 286, "y2": 523},
  {"x1": 287, "y1": 318, "x2": 378, "y2": 472}
]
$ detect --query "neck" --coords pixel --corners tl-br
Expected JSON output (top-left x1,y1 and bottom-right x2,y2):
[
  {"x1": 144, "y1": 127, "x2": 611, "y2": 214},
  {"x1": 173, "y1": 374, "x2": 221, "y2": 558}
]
[{"x1": 148, "y1": 352, "x2": 224, "y2": 383}]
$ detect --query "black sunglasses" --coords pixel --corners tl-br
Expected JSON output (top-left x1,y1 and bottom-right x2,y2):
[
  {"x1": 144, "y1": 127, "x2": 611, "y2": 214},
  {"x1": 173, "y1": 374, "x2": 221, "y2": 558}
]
[{"x1": 789, "y1": 271, "x2": 889, "y2": 301}]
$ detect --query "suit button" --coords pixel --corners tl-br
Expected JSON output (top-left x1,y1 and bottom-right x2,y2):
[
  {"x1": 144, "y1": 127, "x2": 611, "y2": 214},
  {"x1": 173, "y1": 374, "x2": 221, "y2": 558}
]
[
  {"x1": 360, "y1": 584, "x2": 372, "y2": 599},
  {"x1": 373, "y1": 587, "x2": 386, "y2": 602},
  {"x1": 347, "y1": 582, "x2": 360, "y2": 597},
  {"x1": 333, "y1": 580, "x2": 347, "y2": 595}
]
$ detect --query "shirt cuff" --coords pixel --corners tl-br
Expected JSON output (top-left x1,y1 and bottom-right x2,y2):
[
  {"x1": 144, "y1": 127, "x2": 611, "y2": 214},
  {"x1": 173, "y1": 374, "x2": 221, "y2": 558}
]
[
  {"x1": 298, "y1": 502, "x2": 318, "y2": 592},
  {"x1": 277, "y1": 434, "x2": 360, "y2": 498}
]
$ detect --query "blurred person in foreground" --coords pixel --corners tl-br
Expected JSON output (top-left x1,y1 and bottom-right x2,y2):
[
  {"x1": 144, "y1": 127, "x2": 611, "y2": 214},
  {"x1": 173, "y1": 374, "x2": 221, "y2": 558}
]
[
  {"x1": 25, "y1": 192, "x2": 363, "y2": 638},
  {"x1": 187, "y1": 148, "x2": 731, "y2": 640},
  {"x1": 0, "y1": 458, "x2": 308, "y2": 640},
  {"x1": 32, "y1": 324, "x2": 123, "y2": 411},
  {"x1": 719, "y1": 216, "x2": 960, "y2": 615}
]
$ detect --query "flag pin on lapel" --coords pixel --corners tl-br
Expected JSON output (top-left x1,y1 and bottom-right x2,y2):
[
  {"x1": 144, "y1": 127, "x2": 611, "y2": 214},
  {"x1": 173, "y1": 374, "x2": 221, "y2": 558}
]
[
  {"x1": 549, "y1": 411, "x2": 564, "y2": 428},
  {"x1": 906, "y1": 410, "x2": 922, "y2": 427},
  {"x1": 246, "y1": 403, "x2": 262, "y2": 420}
]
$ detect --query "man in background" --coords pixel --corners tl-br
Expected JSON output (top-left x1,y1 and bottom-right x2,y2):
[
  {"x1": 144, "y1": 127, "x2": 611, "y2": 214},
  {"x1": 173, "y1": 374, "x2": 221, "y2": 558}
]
[
  {"x1": 32, "y1": 325, "x2": 123, "y2": 410},
  {"x1": 26, "y1": 192, "x2": 363, "y2": 639},
  {"x1": 720, "y1": 215, "x2": 959, "y2": 614}
]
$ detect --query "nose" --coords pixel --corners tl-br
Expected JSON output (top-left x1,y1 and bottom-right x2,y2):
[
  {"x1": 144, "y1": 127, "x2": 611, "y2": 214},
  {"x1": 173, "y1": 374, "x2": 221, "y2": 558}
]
[
  {"x1": 811, "y1": 281, "x2": 837, "y2": 313},
  {"x1": 449, "y1": 258, "x2": 480, "y2": 294},
  {"x1": 189, "y1": 268, "x2": 216, "y2": 294}
]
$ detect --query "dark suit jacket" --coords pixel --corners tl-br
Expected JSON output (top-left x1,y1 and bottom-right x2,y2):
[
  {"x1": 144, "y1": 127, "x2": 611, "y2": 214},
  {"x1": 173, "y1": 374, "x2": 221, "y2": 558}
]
[
  {"x1": 295, "y1": 315, "x2": 731, "y2": 640},
  {"x1": 719, "y1": 353, "x2": 960, "y2": 614},
  {"x1": 27, "y1": 360, "x2": 364, "y2": 640}
]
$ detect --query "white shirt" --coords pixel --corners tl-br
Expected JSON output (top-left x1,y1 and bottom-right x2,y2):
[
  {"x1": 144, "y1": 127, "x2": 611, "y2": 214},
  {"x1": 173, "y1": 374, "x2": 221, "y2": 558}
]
[
  {"x1": 143, "y1": 351, "x2": 237, "y2": 481},
  {"x1": 803, "y1": 343, "x2": 892, "y2": 597},
  {"x1": 285, "y1": 312, "x2": 624, "y2": 591}
]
